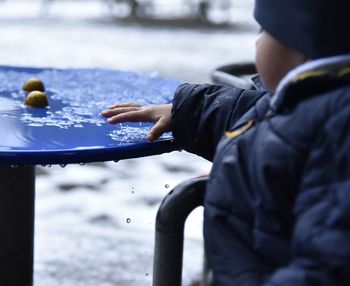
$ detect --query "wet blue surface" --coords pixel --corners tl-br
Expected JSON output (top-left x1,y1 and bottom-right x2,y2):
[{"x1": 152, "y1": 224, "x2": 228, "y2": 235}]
[{"x1": 0, "y1": 66, "x2": 181, "y2": 165}]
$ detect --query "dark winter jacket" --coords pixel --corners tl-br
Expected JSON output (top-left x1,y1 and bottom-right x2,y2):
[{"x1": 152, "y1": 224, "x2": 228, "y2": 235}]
[{"x1": 171, "y1": 55, "x2": 350, "y2": 286}]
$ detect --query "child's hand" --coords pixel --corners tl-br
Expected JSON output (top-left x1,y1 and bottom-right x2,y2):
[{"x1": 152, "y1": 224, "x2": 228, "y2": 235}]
[{"x1": 100, "y1": 103, "x2": 172, "y2": 141}]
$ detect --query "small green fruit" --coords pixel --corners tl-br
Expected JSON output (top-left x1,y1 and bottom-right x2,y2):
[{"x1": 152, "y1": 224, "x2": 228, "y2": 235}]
[
  {"x1": 22, "y1": 78, "x2": 45, "y2": 92},
  {"x1": 25, "y1": 91, "x2": 49, "y2": 107}
]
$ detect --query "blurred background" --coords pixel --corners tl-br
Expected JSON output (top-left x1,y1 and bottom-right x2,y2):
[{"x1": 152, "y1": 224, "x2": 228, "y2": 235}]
[{"x1": 0, "y1": 0, "x2": 257, "y2": 285}]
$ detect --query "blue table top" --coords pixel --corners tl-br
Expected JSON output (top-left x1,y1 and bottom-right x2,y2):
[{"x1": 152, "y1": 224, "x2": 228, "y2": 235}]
[{"x1": 0, "y1": 66, "x2": 181, "y2": 165}]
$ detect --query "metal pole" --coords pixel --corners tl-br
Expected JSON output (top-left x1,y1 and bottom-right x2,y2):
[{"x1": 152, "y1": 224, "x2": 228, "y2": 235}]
[
  {"x1": 153, "y1": 177, "x2": 207, "y2": 286},
  {"x1": 0, "y1": 165, "x2": 35, "y2": 286}
]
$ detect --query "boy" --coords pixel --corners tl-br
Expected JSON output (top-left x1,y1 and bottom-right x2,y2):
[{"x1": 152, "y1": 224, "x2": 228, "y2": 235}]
[{"x1": 101, "y1": 0, "x2": 350, "y2": 284}]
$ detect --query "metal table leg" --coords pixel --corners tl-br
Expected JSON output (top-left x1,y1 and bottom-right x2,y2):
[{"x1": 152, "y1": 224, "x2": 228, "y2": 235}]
[{"x1": 0, "y1": 166, "x2": 35, "y2": 286}]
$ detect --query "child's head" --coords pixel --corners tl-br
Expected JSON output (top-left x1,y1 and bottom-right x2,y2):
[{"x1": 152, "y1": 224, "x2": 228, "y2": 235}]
[{"x1": 253, "y1": 0, "x2": 350, "y2": 91}]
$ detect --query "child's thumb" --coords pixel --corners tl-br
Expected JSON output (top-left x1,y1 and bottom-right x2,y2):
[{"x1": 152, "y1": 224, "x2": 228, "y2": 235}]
[{"x1": 147, "y1": 118, "x2": 169, "y2": 141}]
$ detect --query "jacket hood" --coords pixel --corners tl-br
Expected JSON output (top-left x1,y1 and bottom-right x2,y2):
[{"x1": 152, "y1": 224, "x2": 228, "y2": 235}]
[{"x1": 271, "y1": 55, "x2": 350, "y2": 111}]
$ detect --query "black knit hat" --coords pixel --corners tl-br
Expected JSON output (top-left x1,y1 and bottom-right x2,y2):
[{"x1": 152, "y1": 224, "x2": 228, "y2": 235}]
[{"x1": 254, "y1": 0, "x2": 350, "y2": 59}]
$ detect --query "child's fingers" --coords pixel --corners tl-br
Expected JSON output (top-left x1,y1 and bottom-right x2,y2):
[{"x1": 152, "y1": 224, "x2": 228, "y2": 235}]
[
  {"x1": 100, "y1": 106, "x2": 141, "y2": 117},
  {"x1": 106, "y1": 109, "x2": 152, "y2": 124},
  {"x1": 108, "y1": 103, "x2": 141, "y2": 109}
]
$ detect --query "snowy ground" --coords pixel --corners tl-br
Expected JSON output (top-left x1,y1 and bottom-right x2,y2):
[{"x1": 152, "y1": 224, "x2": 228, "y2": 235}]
[{"x1": 0, "y1": 0, "x2": 258, "y2": 285}]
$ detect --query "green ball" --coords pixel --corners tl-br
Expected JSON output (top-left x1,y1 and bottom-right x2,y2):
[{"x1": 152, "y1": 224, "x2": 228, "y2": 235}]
[
  {"x1": 22, "y1": 78, "x2": 45, "y2": 92},
  {"x1": 25, "y1": 91, "x2": 49, "y2": 107}
]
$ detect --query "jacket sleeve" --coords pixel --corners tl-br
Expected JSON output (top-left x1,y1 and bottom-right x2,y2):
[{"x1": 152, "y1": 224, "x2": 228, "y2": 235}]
[
  {"x1": 264, "y1": 107, "x2": 350, "y2": 286},
  {"x1": 171, "y1": 83, "x2": 267, "y2": 161}
]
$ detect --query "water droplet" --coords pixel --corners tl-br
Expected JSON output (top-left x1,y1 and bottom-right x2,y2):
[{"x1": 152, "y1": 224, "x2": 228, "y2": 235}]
[
  {"x1": 113, "y1": 160, "x2": 119, "y2": 163},
  {"x1": 126, "y1": 218, "x2": 131, "y2": 224},
  {"x1": 60, "y1": 164, "x2": 67, "y2": 168},
  {"x1": 131, "y1": 191, "x2": 135, "y2": 194},
  {"x1": 79, "y1": 163, "x2": 85, "y2": 166},
  {"x1": 47, "y1": 164, "x2": 52, "y2": 168},
  {"x1": 165, "y1": 184, "x2": 170, "y2": 188},
  {"x1": 145, "y1": 273, "x2": 149, "y2": 277}
]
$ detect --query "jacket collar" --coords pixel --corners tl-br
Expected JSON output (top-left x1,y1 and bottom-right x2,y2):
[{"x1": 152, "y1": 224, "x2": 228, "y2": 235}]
[
  {"x1": 251, "y1": 74, "x2": 271, "y2": 93},
  {"x1": 271, "y1": 55, "x2": 350, "y2": 111}
]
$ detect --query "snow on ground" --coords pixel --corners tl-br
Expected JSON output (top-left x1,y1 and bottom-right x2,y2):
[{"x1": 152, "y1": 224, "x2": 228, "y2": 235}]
[
  {"x1": 0, "y1": 0, "x2": 258, "y2": 285},
  {"x1": 35, "y1": 154, "x2": 210, "y2": 286}
]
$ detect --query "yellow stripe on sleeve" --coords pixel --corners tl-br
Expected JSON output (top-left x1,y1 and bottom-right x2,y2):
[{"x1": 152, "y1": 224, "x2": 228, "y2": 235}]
[{"x1": 225, "y1": 120, "x2": 255, "y2": 139}]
